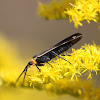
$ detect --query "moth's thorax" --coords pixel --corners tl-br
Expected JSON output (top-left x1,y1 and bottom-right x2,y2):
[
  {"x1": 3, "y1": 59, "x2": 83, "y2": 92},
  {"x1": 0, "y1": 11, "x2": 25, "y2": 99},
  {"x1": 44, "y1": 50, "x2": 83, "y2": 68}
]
[{"x1": 31, "y1": 58, "x2": 37, "y2": 66}]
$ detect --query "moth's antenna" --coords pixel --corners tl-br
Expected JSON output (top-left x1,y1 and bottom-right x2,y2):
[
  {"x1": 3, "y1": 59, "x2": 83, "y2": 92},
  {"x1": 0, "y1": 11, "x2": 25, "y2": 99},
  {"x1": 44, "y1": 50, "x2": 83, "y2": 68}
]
[
  {"x1": 22, "y1": 66, "x2": 28, "y2": 85},
  {"x1": 16, "y1": 61, "x2": 33, "y2": 85},
  {"x1": 16, "y1": 64, "x2": 29, "y2": 84},
  {"x1": 16, "y1": 68, "x2": 26, "y2": 83}
]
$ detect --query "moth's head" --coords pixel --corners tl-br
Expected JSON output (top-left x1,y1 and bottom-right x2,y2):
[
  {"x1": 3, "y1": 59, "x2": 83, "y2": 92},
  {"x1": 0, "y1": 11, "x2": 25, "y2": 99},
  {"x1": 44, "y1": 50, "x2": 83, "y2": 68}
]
[
  {"x1": 16, "y1": 58, "x2": 37, "y2": 85},
  {"x1": 27, "y1": 61, "x2": 33, "y2": 67}
]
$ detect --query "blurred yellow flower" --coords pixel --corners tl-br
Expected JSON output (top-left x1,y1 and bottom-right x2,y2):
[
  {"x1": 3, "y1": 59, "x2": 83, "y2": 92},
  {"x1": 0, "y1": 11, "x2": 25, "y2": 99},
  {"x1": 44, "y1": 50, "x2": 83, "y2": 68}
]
[
  {"x1": 0, "y1": 33, "x2": 27, "y2": 86},
  {"x1": 38, "y1": 0, "x2": 74, "y2": 20}
]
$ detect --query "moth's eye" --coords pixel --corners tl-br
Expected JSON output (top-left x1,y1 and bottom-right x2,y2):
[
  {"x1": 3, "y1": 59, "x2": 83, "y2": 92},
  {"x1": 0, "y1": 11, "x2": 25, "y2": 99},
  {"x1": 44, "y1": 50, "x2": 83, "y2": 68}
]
[{"x1": 28, "y1": 61, "x2": 33, "y2": 65}]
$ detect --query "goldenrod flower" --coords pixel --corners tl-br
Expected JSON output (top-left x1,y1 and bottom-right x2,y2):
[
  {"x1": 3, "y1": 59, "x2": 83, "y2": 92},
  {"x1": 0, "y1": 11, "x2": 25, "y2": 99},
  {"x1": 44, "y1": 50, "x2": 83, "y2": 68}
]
[
  {"x1": 29, "y1": 43, "x2": 100, "y2": 99},
  {"x1": 38, "y1": 0, "x2": 100, "y2": 28},
  {"x1": 1, "y1": 34, "x2": 100, "y2": 99},
  {"x1": 65, "y1": 0, "x2": 100, "y2": 28},
  {"x1": 38, "y1": 0, "x2": 74, "y2": 20},
  {"x1": 30, "y1": 43, "x2": 100, "y2": 88}
]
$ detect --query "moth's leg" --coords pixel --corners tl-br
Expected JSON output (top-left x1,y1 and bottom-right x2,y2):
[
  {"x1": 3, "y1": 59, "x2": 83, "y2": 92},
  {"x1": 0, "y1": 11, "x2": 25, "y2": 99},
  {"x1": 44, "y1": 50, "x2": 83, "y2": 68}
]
[
  {"x1": 51, "y1": 51, "x2": 72, "y2": 64},
  {"x1": 47, "y1": 62, "x2": 53, "y2": 68},
  {"x1": 36, "y1": 64, "x2": 41, "y2": 72}
]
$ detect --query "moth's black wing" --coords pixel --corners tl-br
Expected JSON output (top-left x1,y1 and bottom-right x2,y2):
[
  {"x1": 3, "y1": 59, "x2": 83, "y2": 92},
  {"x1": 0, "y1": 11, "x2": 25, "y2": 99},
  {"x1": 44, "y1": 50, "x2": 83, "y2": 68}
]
[
  {"x1": 53, "y1": 33, "x2": 82, "y2": 47},
  {"x1": 33, "y1": 33, "x2": 82, "y2": 60},
  {"x1": 33, "y1": 46, "x2": 54, "y2": 59}
]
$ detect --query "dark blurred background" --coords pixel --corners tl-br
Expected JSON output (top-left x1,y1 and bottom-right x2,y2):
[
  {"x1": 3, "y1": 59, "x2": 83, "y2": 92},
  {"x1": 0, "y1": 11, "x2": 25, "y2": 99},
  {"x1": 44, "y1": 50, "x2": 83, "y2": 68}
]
[{"x1": 0, "y1": 0, "x2": 100, "y2": 61}]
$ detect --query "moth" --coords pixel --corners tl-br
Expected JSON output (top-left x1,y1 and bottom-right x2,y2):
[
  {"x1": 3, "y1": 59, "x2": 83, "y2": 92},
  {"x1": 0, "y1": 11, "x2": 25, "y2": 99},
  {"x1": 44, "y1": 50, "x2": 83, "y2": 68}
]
[{"x1": 16, "y1": 33, "x2": 82, "y2": 84}]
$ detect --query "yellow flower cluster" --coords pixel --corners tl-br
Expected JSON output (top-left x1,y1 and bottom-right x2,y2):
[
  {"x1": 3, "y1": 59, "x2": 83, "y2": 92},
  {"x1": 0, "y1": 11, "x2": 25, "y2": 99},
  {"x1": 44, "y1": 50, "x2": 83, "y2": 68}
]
[
  {"x1": 64, "y1": 0, "x2": 100, "y2": 28},
  {"x1": 29, "y1": 43, "x2": 100, "y2": 87},
  {"x1": 38, "y1": 0, "x2": 100, "y2": 28},
  {"x1": 29, "y1": 43, "x2": 100, "y2": 99},
  {"x1": 38, "y1": 0, "x2": 74, "y2": 20},
  {"x1": 1, "y1": 34, "x2": 100, "y2": 99}
]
